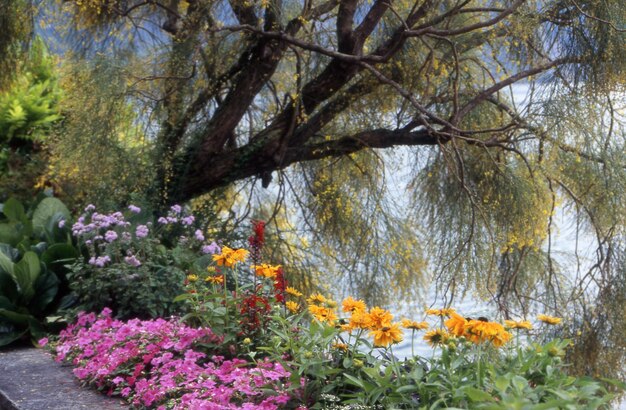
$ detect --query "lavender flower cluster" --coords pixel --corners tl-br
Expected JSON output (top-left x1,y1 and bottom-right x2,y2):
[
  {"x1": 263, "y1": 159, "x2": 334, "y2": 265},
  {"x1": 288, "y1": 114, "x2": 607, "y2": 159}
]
[{"x1": 71, "y1": 204, "x2": 220, "y2": 268}]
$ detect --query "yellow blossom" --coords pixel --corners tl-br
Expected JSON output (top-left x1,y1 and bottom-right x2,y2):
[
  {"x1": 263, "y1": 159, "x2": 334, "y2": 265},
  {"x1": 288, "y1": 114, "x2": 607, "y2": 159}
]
[
  {"x1": 252, "y1": 263, "x2": 281, "y2": 279},
  {"x1": 370, "y1": 322, "x2": 403, "y2": 347},
  {"x1": 425, "y1": 307, "x2": 456, "y2": 317},
  {"x1": 308, "y1": 304, "x2": 337, "y2": 324},
  {"x1": 212, "y1": 246, "x2": 249, "y2": 267},
  {"x1": 504, "y1": 319, "x2": 533, "y2": 330},
  {"x1": 342, "y1": 296, "x2": 367, "y2": 313},
  {"x1": 285, "y1": 287, "x2": 303, "y2": 297},
  {"x1": 187, "y1": 274, "x2": 198, "y2": 282},
  {"x1": 205, "y1": 275, "x2": 224, "y2": 284},
  {"x1": 286, "y1": 301, "x2": 300, "y2": 313},
  {"x1": 307, "y1": 293, "x2": 327, "y2": 305},
  {"x1": 424, "y1": 329, "x2": 450, "y2": 347},
  {"x1": 368, "y1": 307, "x2": 393, "y2": 330},
  {"x1": 537, "y1": 314, "x2": 562, "y2": 325},
  {"x1": 401, "y1": 318, "x2": 429, "y2": 331}
]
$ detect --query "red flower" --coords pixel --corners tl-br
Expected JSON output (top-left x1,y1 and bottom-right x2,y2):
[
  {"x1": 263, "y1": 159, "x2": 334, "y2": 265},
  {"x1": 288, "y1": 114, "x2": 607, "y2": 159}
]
[
  {"x1": 239, "y1": 293, "x2": 271, "y2": 336},
  {"x1": 274, "y1": 266, "x2": 287, "y2": 303},
  {"x1": 248, "y1": 220, "x2": 266, "y2": 249}
]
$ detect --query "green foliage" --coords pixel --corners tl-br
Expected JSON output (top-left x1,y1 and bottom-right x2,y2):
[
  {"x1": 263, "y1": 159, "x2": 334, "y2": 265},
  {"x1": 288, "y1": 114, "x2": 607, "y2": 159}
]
[
  {"x1": 67, "y1": 205, "x2": 207, "y2": 319},
  {"x1": 0, "y1": 38, "x2": 62, "y2": 202},
  {"x1": 0, "y1": 196, "x2": 78, "y2": 346},
  {"x1": 0, "y1": 38, "x2": 61, "y2": 144},
  {"x1": 0, "y1": 0, "x2": 32, "y2": 91}
]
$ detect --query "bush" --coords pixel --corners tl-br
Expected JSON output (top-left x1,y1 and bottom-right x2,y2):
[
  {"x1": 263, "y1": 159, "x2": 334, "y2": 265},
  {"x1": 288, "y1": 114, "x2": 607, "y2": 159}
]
[{"x1": 68, "y1": 204, "x2": 219, "y2": 319}]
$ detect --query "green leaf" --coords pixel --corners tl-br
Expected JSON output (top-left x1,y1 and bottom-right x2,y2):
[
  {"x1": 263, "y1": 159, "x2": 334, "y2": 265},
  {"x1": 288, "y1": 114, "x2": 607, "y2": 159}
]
[
  {"x1": 13, "y1": 251, "x2": 41, "y2": 302},
  {"x1": 2, "y1": 198, "x2": 25, "y2": 221},
  {"x1": 343, "y1": 373, "x2": 365, "y2": 388},
  {"x1": 0, "y1": 309, "x2": 32, "y2": 325},
  {"x1": 31, "y1": 270, "x2": 59, "y2": 313},
  {"x1": 463, "y1": 387, "x2": 495, "y2": 402},
  {"x1": 32, "y1": 198, "x2": 70, "y2": 237},
  {"x1": 41, "y1": 243, "x2": 78, "y2": 274},
  {"x1": 0, "y1": 271, "x2": 18, "y2": 302},
  {"x1": 173, "y1": 293, "x2": 193, "y2": 302},
  {"x1": 0, "y1": 327, "x2": 26, "y2": 347},
  {"x1": 0, "y1": 222, "x2": 22, "y2": 246},
  {"x1": 495, "y1": 375, "x2": 510, "y2": 392},
  {"x1": 0, "y1": 249, "x2": 14, "y2": 276}
]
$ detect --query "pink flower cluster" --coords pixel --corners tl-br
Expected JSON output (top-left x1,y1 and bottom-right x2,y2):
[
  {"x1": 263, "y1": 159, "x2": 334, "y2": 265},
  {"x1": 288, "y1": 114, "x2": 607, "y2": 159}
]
[{"x1": 52, "y1": 309, "x2": 293, "y2": 409}]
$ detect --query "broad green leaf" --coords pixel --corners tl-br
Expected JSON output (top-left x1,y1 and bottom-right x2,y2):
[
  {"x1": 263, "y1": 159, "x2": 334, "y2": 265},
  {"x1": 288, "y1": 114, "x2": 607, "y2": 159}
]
[
  {"x1": 0, "y1": 222, "x2": 22, "y2": 246},
  {"x1": 31, "y1": 270, "x2": 59, "y2": 312},
  {"x1": 0, "y1": 250, "x2": 14, "y2": 276},
  {"x1": 13, "y1": 251, "x2": 41, "y2": 302},
  {"x1": 32, "y1": 198, "x2": 70, "y2": 236},
  {"x1": 41, "y1": 243, "x2": 78, "y2": 274},
  {"x1": 0, "y1": 309, "x2": 32, "y2": 325},
  {"x1": 0, "y1": 271, "x2": 18, "y2": 302},
  {"x1": 2, "y1": 198, "x2": 25, "y2": 221}
]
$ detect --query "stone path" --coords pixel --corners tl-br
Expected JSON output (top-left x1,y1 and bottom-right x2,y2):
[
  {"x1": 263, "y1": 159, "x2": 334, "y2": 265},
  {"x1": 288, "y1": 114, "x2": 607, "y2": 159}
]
[{"x1": 0, "y1": 347, "x2": 127, "y2": 410}]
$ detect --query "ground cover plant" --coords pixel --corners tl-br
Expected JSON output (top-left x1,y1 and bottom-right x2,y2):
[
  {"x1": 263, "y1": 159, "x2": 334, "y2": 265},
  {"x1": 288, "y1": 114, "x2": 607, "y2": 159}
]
[{"x1": 43, "y1": 218, "x2": 624, "y2": 409}]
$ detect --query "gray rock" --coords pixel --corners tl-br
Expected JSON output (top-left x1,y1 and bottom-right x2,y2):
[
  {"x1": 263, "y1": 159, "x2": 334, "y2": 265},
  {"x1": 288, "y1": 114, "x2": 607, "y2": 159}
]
[{"x1": 0, "y1": 347, "x2": 127, "y2": 410}]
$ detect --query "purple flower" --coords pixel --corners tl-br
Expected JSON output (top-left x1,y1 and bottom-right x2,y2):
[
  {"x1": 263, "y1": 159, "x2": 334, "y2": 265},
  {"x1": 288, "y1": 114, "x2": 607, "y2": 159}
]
[
  {"x1": 58, "y1": 219, "x2": 66, "y2": 228},
  {"x1": 135, "y1": 225, "x2": 149, "y2": 238},
  {"x1": 89, "y1": 255, "x2": 111, "y2": 267},
  {"x1": 104, "y1": 230, "x2": 118, "y2": 243},
  {"x1": 202, "y1": 242, "x2": 221, "y2": 255},
  {"x1": 121, "y1": 232, "x2": 132, "y2": 242},
  {"x1": 181, "y1": 215, "x2": 195, "y2": 226},
  {"x1": 124, "y1": 255, "x2": 142, "y2": 267},
  {"x1": 128, "y1": 205, "x2": 141, "y2": 214},
  {"x1": 84, "y1": 204, "x2": 96, "y2": 212},
  {"x1": 157, "y1": 217, "x2": 168, "y2": 225},
  {"x1": 170, "y1": 204, "x2": 182, "y2": 214},
  {"x1": 38, "y1": 337, "x2": 48, "y2": 347},
  {"x1": 194, "y1": 229, "x2": 205, "y2": 241}
]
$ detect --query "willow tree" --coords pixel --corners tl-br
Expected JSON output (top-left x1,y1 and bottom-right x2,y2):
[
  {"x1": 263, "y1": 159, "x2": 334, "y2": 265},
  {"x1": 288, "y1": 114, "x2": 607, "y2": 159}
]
[{"x1": 31, "y1": 0, "x2": 626, "y2": 376}]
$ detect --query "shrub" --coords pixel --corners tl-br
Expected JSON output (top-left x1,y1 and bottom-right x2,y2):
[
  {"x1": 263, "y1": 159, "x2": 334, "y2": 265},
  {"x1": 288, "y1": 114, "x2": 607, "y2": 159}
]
[{"x1": 68, "y1": 204, "x2": 218, "y2": 319}]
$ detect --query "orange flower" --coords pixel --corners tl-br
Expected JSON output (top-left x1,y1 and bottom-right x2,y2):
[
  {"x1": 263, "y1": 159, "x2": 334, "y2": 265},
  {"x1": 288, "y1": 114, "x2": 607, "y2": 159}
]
[
  {"x1": 444, "y1": 311, "x2": 468, "y2": 337},
  {"x1": 425, "y1": 307, "x2": 456, "y2": 317},
  {"x1": 342, "y1": 296, "x2": 366, "y2": 313},
  {"x1": 370, "y1": 323, "x2": 403, "y2": 347},
  {"x1": 368, "y1": 307, "x2": 393, "y2": 330},
  {"x1": 348, "y1": 310, "x2": 373, "y2": 331},
  {"x1": 212, "y1": 246, "x2": 249, "y2": 267},
  {"x1": 424, "y1": 329, "x2": 450, "y2": 347},
  {"x1": 205, "y1": 275, "x2": 224, "y2": 284},
  {"x1": 465, "y1": 319, "x2": 511, "y2": 347},
  {"x1": 308, "y1": 304, "x2": 337, "y2": 324},
  {"x1": 504, "y1": 319, "x2": 532, "y2": 330},
  {"x1": 307, "y1": 293, "x2": 327, "y2": 305},
  {"x1": 537, "y1": 314, "x2": 562, "y2": 325},
  {"x1": 332, "y1": 342, "x2": 349, "y2": 352},
  {"x1": 401, "y1": 318, "x2": 429, "y2": 331},
  {"x1": 252, "y1": 264, "x2": 281, "y2": 279}
]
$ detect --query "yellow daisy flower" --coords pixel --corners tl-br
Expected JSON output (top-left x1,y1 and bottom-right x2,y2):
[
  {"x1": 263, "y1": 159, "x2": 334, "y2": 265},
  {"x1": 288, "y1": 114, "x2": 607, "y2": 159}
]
[
  {"x1": 537, "y1": 314, "x2": 562, "y2": 325},
  {"x1": 342, "y1": 296, "x2": 367, "y2": 313},
  {"x1": 370, "y1": 323, "x2": 403, "y2": 347},
  {"x1": 285, "y1": 287, "x2": 303, "y2": 297},
  {"x1": 504, "y1": 319, "x2": 533, "y2": 330},
  {"x1": 401, "y1": 318, "x2": 429, "y2": 331},
  {"x1": 285, "y1": 301, "x2": 300, "y2": 313}
]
